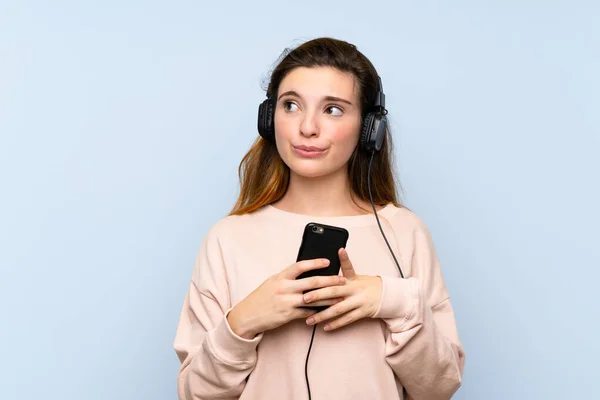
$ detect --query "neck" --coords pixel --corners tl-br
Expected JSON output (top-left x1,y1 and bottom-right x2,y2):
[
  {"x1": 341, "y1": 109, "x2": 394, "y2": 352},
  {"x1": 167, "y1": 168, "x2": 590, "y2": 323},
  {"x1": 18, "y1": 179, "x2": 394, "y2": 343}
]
[{"x1": 273, "y1": 168, "x2": 373, "y2": 217}]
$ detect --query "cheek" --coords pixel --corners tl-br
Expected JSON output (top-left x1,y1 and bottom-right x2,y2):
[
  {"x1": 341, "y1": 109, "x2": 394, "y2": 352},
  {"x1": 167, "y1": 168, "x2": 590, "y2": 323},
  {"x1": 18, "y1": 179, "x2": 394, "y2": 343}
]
[
  {"x1": 273, "y1": 113, "x2": 291, "y2": 140},
  {"x1": 273, "y1": 114, "x2": 296, "y2": 166},
  {"x1": 329, "y1": 121, "x2": 361, "y2": 152}
]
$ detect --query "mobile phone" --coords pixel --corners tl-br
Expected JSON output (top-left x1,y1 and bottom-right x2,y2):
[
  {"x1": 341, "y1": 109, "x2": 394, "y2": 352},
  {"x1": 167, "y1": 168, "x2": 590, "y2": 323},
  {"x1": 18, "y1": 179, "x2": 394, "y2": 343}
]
[{"x1": 296, "y1": 222, "x2": 349, "y2": 311}]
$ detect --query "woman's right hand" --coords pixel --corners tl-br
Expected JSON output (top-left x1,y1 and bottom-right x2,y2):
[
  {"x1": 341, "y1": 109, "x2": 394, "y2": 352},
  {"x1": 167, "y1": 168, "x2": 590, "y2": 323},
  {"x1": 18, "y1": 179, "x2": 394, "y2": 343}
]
[{"x1": 227, "y1": 258, "x2": 347, "y2": 339}]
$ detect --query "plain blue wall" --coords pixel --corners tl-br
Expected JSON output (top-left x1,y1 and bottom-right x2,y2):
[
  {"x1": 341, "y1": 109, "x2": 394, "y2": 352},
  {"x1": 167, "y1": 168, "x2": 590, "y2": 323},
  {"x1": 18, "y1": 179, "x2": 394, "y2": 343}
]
[{"x1": 1, "y1": 1, "x2": 598, "y2": 399}]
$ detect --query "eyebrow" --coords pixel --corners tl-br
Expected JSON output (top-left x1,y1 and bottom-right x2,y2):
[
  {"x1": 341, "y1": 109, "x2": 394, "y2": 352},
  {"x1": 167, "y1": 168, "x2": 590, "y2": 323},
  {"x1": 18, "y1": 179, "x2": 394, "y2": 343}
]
[{"x1": 277, "y1": 90, "x2": 354, "y2": 106}]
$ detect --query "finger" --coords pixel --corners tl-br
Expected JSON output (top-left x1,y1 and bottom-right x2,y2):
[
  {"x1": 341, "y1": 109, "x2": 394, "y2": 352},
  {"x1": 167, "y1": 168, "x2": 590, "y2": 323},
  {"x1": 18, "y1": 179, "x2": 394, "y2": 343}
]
[
  {"x1": 309, "y1": 297, "x2": 344, "y2": 307},
  {"x1": 281, "y1": 258, "x2": 330, "y2": 279},
  {"x1": 293, "y1": 307, "x2": 318, "y2": 320},
  {"x1": 322, "y1": 307, "x2": 366, "y2": 331},
  {"x1": 302, "y1": 284, "x2": 352, "y2": 304},
  {"x1": 293, "y1": 274, "x2": 346, "y2": 293},
  {"x1": 339, "y1": 248, "x2": 356, "y2": 280},
  {"x1": 306, "y1": 297, "x2": 360, "y2": 326},
  {"x1": 293, "y1": 295, "x2": 344, "y2": 308}
]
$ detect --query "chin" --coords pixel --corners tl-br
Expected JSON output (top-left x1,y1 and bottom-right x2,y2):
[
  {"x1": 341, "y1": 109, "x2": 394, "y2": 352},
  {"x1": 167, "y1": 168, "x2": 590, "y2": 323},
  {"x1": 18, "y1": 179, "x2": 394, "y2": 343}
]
[
  {"x1": 291, "y1": 168, "x2": 330, "y2": 179},
  {"x1": 285, "y1": 160, "x2": 340, "y2": 179}
]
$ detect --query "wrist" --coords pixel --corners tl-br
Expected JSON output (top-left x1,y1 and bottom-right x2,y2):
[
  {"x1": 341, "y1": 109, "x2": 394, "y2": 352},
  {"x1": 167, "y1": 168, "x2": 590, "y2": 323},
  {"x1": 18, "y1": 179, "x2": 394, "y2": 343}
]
[
  {"x1": 373, "y1": 276, "x2": 418, "y2": 320},
  {"x1": 227, "y1": 302, "x2": 259, "y2": 340}
]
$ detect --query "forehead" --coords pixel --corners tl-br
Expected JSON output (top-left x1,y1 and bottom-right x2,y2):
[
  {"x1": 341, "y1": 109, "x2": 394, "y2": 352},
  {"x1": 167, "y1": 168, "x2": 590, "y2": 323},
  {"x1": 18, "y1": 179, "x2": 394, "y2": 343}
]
[{"x1": 278, "y1": 66, "x2": 358, "y2": 101}]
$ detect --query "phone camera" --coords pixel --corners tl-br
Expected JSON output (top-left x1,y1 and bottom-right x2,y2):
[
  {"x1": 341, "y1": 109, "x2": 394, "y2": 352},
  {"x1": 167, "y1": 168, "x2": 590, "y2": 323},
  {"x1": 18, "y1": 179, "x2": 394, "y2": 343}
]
[{"x1": 312, "y1": 225, "x2": 324, "y2": 234}]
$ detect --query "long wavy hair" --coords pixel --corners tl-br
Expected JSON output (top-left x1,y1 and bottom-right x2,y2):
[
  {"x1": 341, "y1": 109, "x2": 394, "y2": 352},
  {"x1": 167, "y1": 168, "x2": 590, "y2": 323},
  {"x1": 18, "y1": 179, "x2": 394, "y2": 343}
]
[{"x1": 229, "y1": 37, "x2": 403, "y2": 215}]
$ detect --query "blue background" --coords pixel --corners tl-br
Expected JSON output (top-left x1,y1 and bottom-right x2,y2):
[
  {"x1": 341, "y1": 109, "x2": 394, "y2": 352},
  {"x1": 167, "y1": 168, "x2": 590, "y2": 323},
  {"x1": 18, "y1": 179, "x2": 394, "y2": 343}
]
[{"x1": 1, "y1": 1, "x2": 598, "y2": 399}]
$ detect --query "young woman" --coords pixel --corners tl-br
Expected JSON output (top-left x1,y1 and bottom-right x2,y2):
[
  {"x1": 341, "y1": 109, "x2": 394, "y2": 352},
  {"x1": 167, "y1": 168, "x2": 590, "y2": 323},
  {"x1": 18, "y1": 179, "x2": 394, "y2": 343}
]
[{"x1": 174, "y1": 37, "x2": 465, "y2": 400}]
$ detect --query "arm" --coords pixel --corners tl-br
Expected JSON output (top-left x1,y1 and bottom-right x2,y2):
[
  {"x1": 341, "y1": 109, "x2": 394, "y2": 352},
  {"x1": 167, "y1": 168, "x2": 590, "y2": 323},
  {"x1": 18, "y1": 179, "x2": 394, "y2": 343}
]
[
  {"x1": 173, "y1": 228, "x2": 263, "y2": 400},
  {"x1": 373, "y1": 224, "x2": 465, "y2": 400}
]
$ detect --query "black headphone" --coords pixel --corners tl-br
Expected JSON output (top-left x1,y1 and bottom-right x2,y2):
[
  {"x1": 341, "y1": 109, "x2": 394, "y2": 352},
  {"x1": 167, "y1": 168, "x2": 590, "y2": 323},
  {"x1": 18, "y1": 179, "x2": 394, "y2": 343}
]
[{"x1": 257, "y1": 76, "x2": 389, "y2": 152}]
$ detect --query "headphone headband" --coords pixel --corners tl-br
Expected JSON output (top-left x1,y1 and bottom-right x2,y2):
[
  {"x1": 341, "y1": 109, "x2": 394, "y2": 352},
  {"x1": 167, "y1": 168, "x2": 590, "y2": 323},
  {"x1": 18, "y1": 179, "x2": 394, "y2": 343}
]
[{"x1": 373, "y1": 76, "x2": 386, "y2": 110}]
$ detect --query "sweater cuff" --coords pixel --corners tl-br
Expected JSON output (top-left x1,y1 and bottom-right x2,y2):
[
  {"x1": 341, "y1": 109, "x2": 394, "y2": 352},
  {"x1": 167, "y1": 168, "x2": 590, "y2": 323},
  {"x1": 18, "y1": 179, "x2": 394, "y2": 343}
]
[
  {"x1": 373, "y1": 276, "x2": 419, "y2": 321},
  {"x1": 207, "y1": 308, "x2": 263, "y2": 364}
]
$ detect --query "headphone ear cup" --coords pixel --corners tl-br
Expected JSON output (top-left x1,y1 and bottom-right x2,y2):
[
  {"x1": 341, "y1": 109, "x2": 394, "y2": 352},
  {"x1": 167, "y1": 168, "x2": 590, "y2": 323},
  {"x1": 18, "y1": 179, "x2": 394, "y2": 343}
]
[
  {"x1": 360, "y1": 113, "x2": 387, "y2": 152},
  {"x1": 360, "y1": 113, "x2": 375, "y2": 150},
  {"x1": 257, "y1": 98, "x2": 275, "y2": 142}
]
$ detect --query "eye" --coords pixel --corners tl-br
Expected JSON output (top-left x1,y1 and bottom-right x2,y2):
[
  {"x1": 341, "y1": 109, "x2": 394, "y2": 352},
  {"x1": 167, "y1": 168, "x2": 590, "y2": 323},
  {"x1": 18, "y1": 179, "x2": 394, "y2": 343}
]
[
  {"x1": 325, "y1": 105, "x2": 343, "y2": 116},
  {"x1": 283, "y1": 101, "x2": 299, "y2": 112}
]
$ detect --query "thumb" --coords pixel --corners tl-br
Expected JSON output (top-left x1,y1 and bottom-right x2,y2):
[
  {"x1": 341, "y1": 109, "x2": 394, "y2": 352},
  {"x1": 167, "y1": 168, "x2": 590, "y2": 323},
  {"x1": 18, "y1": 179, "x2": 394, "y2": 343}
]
[{"x1": 339, "y1": 248, "x2": 356, "y2": 280}]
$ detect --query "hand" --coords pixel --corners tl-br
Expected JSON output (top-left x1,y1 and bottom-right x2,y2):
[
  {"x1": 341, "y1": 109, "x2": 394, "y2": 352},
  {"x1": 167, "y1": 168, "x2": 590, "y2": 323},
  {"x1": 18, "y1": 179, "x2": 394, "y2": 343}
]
[
  {"x1": 302, "y1": 248, "x2": 382, "y2": 331},
  {"x1": 227, "y1": 258, "x2": 347, "y2": 339}
]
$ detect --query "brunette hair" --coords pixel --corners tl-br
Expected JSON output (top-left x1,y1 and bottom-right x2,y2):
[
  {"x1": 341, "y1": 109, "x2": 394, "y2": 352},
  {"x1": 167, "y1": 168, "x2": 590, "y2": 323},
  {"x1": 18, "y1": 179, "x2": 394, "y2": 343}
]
[{"x1": 229, "y1": 37, "x2": 403, "y2": 215}]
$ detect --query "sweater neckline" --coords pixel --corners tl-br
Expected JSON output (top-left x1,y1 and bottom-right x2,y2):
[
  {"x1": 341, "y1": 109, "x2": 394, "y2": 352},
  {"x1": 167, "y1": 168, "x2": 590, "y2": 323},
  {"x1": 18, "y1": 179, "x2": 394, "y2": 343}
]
[{"x1": 262, "y1": 203, "x2": 400, "y2": 228}]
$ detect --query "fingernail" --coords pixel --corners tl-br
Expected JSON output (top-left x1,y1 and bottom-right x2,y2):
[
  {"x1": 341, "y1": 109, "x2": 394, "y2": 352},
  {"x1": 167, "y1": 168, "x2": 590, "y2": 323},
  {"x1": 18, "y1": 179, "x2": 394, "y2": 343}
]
[
  {"x1": 306, "y1": 317, "x2": 314, "y2": 325},
  {"x1": 324, "y1": 324, "x2": 331, "y2": 330},
  {"x1": 323, "y1": 259, "x2": 330, "y2": 266},
  {"x1": 303, "y1": 294, "x2": 312, "y2": 302},
  {"x1": 341, "y1": 248, "x2": 347, "y2": 258}
]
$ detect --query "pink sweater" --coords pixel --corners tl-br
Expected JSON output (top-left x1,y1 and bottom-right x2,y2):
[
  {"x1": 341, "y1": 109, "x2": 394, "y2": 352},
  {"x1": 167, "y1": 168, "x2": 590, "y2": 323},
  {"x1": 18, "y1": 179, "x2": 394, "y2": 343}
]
[{"x1": 174, "y1": 204, "x2": 465, "y2": 399}]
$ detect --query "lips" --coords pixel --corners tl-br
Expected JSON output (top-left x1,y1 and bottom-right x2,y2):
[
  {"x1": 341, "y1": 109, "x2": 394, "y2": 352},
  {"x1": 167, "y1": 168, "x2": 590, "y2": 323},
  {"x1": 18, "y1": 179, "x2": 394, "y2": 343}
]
[
  {"x1": 292, "y1": 144, "x2": 328, "y2": 158},
  {"x1": 293, "y1": 145, "x2": 326, "y2": 152}
]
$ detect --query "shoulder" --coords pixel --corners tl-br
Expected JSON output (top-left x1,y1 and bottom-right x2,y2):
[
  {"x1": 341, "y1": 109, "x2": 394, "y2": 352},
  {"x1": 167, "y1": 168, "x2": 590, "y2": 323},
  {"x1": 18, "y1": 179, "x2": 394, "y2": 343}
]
[
  {"x1": 200, "y1": 206, "x2": 271, "y2": 246},
  {"x1": 382, "y1": 205, "x2": 440, "y2": 264},
  {"x1": 385, "y1": 204, "x2": 432, "y2": 237},
  {"x1": 190, "y1": 210, "x2": 264, "y2": 284}
]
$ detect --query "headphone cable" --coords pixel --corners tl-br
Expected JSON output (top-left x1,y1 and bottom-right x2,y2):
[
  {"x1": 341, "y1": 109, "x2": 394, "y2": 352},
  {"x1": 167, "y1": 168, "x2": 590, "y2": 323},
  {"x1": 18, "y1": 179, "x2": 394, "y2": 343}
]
[
  {"x1": 367, "y1": 150, "x2": 404, "y2": 278},
  {"x1": 304, "y1": 151, "x2": 406, "y2": 400},
  {"x1": 304, "y1": 324, "x2": 317, "y2": 400}
]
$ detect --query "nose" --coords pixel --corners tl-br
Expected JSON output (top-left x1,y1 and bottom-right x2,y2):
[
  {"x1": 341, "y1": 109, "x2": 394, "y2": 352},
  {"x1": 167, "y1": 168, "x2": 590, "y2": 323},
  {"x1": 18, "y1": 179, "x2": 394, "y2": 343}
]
[{"x1": 299, "y1": 110, "x2": 319, "y2": 138}]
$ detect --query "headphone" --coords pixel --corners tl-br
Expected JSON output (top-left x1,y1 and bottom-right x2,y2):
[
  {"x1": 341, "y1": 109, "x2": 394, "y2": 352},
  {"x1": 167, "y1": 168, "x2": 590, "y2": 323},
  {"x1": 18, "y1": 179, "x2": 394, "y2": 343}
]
[{"x1": 257, "y1": 76, "x2": 389, "y2": 152}]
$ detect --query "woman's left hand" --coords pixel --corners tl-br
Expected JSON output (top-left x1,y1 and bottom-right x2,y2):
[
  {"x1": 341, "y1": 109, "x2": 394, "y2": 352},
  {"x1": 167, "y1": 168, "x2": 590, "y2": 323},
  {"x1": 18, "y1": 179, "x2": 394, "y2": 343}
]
[{"x1": 303, "y1": 248, "x2": 382, "y2": 331}]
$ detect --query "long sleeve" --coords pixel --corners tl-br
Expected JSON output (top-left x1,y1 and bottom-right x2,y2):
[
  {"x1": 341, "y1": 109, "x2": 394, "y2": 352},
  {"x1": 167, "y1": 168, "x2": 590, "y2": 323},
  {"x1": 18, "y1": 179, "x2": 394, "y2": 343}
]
[
  {"x1": 373, "y1": 221, "x2": 466, "y2": 400},
  {"x1": 173, "y1": 226, "x2": 263, "y2": 400}
]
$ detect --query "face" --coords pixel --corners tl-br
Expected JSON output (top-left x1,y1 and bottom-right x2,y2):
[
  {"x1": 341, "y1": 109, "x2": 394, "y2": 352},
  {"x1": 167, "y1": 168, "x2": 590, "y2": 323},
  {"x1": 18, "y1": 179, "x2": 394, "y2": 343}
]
[{"x1": 273, "y1": 66, "x2": 362, "y2": 179}]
